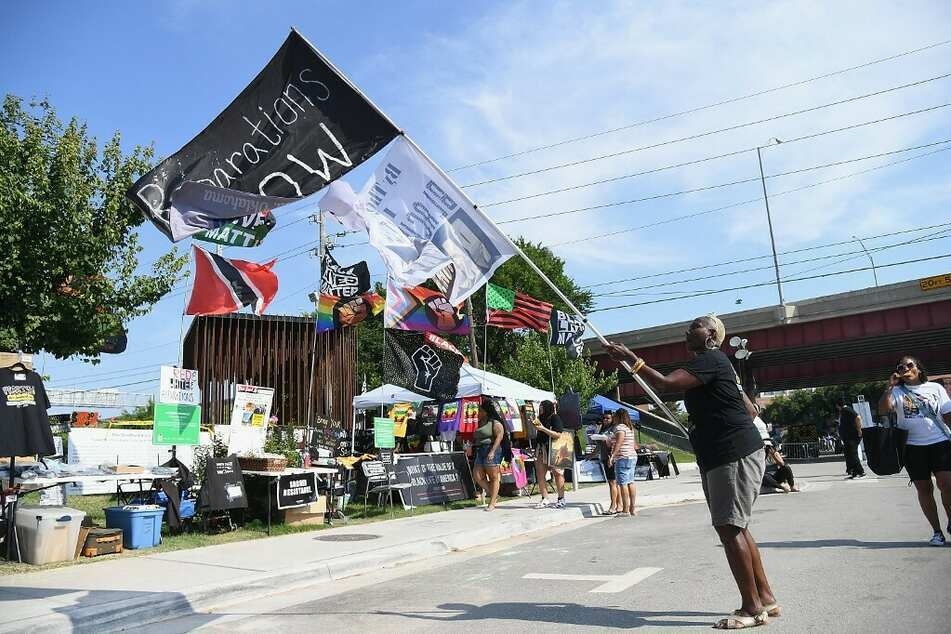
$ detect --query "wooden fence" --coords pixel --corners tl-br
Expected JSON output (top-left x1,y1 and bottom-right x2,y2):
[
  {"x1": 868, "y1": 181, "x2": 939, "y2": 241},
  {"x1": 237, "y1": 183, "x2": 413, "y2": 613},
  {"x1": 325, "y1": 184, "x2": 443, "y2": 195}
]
[{"x1": 183, "y1": 313, "x2": 357, "y2": 428}]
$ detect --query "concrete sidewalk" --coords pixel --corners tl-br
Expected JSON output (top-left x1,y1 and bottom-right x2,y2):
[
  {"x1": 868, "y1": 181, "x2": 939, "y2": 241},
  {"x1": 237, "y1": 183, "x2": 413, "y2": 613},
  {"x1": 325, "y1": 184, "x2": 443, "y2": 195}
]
[{"x1": 0, "y1": 470, "x2": 705, "y2": 633}]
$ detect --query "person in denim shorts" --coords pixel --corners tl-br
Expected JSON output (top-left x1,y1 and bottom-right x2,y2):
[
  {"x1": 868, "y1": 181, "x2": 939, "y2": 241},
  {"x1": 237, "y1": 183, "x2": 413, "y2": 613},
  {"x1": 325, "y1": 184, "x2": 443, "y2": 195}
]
[
  {"x1": 608, "y1": 408, "x2": 639, "y2": 516},
  {"x1": 473, "y1": 398, "x2": 505, "y2": 511}
]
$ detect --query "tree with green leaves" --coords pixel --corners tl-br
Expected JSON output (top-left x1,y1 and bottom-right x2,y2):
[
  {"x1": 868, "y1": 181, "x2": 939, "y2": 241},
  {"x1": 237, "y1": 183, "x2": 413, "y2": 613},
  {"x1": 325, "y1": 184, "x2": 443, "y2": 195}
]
[
  {"x1": 498, "y1": 331, "x2": 616, "y2": 404},
  {"x1": 113, "y1": 398, "x2": 155, "y2": 421},
  {"x1": 0, "y1": 95, "x2": 187, "y2": 360},
  {"x1": 762, "y1": 381, "x2": 888, "y2": 430}
]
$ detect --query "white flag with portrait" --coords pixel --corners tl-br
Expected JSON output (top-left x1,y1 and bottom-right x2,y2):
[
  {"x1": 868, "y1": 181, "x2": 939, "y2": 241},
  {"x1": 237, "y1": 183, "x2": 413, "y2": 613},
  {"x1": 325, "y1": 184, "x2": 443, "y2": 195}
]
[{"x1": 319, "y1": 136, "x2": 515, "y2": 305}]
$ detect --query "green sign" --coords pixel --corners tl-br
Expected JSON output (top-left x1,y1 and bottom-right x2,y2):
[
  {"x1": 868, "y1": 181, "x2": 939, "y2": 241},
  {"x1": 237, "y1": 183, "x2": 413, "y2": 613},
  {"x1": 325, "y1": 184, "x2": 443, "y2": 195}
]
[
  {"x1": 153, "y1": 402, "x2": 201, "y2": 445},
  {"x1": 374, "y1": 417, "x2": 396, "y2": 449}
]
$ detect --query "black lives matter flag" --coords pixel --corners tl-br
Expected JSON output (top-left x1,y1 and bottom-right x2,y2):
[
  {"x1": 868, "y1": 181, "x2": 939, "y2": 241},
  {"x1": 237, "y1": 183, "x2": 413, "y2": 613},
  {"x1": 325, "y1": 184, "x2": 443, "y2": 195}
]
[
  {"x1": 321, "y1": 250, "x2": 370, "y2": 299},
  {"x1": 128, "y1": 30, "x2": 399, "y2": 240},
  {"x1": 383, "y1": 330, "x2": 463, "y2": 402},
  {"x1": 549, "y1": 309, "x2": 586, "y2": 359}
]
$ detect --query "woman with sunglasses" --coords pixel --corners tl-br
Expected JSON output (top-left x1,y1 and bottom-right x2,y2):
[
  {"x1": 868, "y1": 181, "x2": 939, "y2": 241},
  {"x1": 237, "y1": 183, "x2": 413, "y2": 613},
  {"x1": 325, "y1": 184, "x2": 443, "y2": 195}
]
[{"x1": 878, "y1": 355, "x2": 951, "y2": 546}]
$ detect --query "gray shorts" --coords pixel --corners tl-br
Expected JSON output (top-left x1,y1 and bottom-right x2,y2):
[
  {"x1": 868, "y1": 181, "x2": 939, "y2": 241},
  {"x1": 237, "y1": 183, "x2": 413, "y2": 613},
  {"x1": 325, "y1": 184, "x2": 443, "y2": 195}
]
[{"x1": 700, "y1": 449, "x2": 765, "y2": 528}]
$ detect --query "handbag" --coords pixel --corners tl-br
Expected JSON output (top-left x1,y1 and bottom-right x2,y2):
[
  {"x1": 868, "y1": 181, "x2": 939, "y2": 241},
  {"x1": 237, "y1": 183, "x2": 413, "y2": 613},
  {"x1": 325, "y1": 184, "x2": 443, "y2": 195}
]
[{"x1": 862, "y1": 422, "x2": 908, "y2": 476}]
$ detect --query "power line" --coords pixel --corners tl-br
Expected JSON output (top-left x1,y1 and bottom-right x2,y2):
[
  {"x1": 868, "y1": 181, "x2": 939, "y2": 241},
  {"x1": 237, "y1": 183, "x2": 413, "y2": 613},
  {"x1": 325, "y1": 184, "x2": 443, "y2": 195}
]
[
  {"x1": 495, "y1": 137, "x2": 951, "y2": 225},
  {"x1": 582, "y1": 221, "x2": 951, "y2": 290},
  {"x1": 461, "y1": 73, "x2": 951, "y2": 188},
  {"x1": 590, "y1": 252, "x2": 951, "y2": 312},
  {"x1": 52, "y1": 377, "x2": 160, "y2": 392},
  {"x1": 486, "y1": 103, "x2": 951, "y2": 209},
  {"x1": 48, "y1": 359, "x2": 176, "y2": 386},
  {"x1": 594, "y1": 229, "x2": 951, "y2": 298},
  {"x1": 447, "y1": 38, "x2": 951, "y2": 172},
  {"x1": 551, "y1": 144, "x2": 951, "y2": 248}
]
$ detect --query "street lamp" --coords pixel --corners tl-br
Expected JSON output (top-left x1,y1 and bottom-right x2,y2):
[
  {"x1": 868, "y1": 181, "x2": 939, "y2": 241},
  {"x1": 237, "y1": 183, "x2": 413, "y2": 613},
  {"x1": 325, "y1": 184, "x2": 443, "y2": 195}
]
[
  {"x1": 852, "y1": 234, "x2": 879, "y2": 287},
  {"x1": 756, "y1": 138, "x2": 785, "y2": 307}
]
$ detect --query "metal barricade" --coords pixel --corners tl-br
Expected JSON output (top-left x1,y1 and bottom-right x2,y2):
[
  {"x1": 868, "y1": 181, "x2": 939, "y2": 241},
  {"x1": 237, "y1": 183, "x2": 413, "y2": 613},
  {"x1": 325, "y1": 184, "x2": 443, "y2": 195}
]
[{"x1": 782, "y1": 442, "x2": 819, "y2": 461}]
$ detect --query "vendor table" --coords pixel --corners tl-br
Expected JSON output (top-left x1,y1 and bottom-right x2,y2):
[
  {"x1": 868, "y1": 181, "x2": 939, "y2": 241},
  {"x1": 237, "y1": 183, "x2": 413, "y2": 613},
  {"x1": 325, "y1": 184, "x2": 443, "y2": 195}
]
[{"x1": 242, "y1": 466, "x2": 339, "y2": 535}]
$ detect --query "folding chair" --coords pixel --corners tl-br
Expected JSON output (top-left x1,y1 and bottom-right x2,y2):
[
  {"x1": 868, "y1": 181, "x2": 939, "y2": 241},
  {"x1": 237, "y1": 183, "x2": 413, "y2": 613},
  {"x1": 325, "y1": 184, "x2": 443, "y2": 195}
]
[{"x1": 361, "y1": 460, "x2": 414, "y2": 517}]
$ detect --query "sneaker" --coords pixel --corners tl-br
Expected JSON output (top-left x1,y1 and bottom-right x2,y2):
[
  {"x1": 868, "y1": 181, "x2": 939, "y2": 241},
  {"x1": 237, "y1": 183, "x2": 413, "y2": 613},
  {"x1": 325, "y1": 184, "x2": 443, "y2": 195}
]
[
  {"x1": 534, "y1": 500, "x2": 551, "y2": 509},
  {"x1": 928, "y1": 532, "x2": 946, "y2": 547},
  {"x1": 855, "y1": 472, "x2": 866, "y2": 478},
  {"x1": 554, "y1": 499, "x2": 566, "y2": 509}
]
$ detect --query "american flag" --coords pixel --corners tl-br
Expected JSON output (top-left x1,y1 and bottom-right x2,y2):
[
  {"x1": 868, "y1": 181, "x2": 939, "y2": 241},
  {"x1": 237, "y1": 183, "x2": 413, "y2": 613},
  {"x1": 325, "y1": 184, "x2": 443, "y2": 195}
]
[{"x1": 487, "y1": 291, "x2": 553, "y2": 332}]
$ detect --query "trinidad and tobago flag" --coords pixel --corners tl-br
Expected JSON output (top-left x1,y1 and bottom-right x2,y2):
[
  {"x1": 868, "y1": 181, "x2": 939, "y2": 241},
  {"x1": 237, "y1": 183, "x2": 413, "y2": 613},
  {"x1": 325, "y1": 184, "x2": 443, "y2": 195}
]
[{"x1": 185, "y1": 245, "x2": 278, "y2": 315}]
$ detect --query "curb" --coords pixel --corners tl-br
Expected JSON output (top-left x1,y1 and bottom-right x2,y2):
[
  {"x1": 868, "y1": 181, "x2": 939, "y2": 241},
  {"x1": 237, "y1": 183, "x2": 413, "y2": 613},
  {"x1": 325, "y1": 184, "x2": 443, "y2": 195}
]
[{"x1": 3, "y1": 493, "x2": 705, "y2": 633}]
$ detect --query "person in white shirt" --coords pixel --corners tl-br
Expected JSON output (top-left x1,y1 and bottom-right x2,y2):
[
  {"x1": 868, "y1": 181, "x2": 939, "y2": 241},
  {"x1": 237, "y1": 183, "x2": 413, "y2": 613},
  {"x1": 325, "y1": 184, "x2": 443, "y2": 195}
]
[{"x1": 878, "y1": 355, "x2": 951, "y2": 546}]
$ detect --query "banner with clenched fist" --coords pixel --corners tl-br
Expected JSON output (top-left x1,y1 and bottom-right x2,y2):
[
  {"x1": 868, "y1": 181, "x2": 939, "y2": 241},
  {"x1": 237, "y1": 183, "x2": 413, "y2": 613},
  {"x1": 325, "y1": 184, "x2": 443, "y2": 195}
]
[
  {"x1": 383, "y1": 279, "x2": 471, "y2": 335},
  {"x1": 383, "y1": 329, "x2": 463, "y2": 402}
]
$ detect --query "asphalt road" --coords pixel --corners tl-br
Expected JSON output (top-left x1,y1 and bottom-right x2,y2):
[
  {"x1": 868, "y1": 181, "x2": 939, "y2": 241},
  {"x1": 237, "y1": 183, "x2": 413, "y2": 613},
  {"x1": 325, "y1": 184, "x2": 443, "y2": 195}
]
[{"x1": 150, "y1": 462, "x2": 950, "y2": 633}]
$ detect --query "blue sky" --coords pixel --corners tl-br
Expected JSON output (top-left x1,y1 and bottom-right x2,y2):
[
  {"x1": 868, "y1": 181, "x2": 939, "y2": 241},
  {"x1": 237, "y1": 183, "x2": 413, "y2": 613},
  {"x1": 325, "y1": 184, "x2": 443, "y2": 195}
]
[{"x1": 2, "y1": 1, "x2": 950, "y2": 412}]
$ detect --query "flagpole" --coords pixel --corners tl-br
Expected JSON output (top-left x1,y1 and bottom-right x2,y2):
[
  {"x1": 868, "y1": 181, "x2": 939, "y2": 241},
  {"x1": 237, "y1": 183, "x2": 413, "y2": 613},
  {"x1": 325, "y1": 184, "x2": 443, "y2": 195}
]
[
  {"x1": 306, "y1": 209, "x2": 323, "y2": 428},
  {"x1": 289, "y1": 26, "x2": 683, "y2": 435},
  {"x1": 545, "y1": 335, "x2": 556, "y2": 394},
  {"x1": 399, "y1": 133, "x2": 685, "y2": 435}
]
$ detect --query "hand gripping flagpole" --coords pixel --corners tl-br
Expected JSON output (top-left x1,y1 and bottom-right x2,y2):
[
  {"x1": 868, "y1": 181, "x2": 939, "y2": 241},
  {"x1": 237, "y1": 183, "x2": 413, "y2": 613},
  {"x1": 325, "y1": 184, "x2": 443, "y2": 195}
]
[{"x1": 291, "y1": 27, "x2": 687, "y2": 437}]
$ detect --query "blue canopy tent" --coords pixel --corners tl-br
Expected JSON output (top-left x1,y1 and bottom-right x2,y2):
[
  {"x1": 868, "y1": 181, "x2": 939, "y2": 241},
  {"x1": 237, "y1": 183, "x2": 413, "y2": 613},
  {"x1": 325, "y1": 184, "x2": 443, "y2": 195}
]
[{"x1": 586, "y1": 395, "x2": 640, "y2": 422}]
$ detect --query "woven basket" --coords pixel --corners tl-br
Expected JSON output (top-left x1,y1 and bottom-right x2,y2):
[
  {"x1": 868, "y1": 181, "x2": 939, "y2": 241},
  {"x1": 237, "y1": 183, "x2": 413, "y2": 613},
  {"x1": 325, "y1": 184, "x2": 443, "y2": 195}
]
[{"x1": 238, "y1": 456, "x2": 287, "y2": 473}]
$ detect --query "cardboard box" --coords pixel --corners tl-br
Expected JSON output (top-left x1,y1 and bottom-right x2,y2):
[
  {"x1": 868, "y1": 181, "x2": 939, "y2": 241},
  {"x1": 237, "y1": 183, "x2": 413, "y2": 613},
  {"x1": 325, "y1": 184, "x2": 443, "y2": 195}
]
[
  {"x1": 107, "y1": 465, "x2": 145, "y2": 474},
  {"x1": 282, "y1": 497, "x2": 327, "y2": 526}
]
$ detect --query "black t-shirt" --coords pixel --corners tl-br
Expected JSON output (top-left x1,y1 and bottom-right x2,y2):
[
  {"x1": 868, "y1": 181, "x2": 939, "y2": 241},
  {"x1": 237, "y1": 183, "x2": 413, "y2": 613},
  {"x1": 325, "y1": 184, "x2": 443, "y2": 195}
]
[
  {"x1": 682, "y1": 350, "x2": 763, "y2": 471},
  {"x1": 536, "y1": 413, "x2": 564, "y2": 450},
  {"x1": 838, "y1": 407, "x2": 859, "y2": 440},
  {"x1": 0, "y1": 367, "x2": 55, "y2": 457}
]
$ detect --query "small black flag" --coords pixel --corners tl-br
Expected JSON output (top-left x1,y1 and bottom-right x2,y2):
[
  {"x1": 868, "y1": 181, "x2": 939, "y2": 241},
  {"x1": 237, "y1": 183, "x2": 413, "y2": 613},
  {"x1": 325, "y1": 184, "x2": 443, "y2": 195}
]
[
  {"x1": 549, "y1": 309, "x2": 586, "y2": 359},
  {"x1": 321, "y1": 251, "x2": 371, "y2": 299},
  {"x1": 383, "y1": 330, "x2": 463, "y2": 401}
]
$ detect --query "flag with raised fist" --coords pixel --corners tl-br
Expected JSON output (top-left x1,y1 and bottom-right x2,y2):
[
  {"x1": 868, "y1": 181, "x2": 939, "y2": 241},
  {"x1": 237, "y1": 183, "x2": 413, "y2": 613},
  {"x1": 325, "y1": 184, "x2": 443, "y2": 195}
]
[{"x1": 383, "y1": 330, "x2": 463, "y2": 401}]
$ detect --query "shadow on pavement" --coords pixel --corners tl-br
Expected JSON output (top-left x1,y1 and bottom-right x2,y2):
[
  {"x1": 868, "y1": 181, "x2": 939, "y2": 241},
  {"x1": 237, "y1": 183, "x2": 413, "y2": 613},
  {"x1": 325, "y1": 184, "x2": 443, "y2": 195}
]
[
  {"x1": 373, "y1": 602, "x2": 718, "y2": 629},
  {"x1": 758, "y1": 539, "x2": 935, "y2": 550},
  {"x1": 0, "y1": 586, "x2": 218, "y2": 632}
]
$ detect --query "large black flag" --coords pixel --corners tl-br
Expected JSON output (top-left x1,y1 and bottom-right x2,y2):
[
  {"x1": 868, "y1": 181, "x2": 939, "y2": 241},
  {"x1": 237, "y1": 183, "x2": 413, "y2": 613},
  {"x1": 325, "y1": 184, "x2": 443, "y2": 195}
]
[
  {"x1": 321, "y1": 250, "x2": 371, "y2": 299},
  {"x1": 383, "y1": 330, "x2": 463, "y2": 402},
  {"x1": 549, "y1": 309, "x2": 586, "y2": 359},
  {"x1": 128, "y1": 30, "x2": 399, "y2": 240}
]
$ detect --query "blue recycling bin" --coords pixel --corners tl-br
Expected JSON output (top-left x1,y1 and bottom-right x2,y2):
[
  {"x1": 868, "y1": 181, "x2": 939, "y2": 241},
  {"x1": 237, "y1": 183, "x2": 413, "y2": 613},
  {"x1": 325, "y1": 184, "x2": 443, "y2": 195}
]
[{"x1": 104, "y1": 506, "x2": 165, "y2": 549}]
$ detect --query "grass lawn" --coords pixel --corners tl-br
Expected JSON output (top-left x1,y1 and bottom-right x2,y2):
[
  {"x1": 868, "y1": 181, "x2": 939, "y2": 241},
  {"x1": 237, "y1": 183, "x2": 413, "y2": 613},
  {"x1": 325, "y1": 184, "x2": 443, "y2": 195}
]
[
  {"x1": 0, "y1": 491, "x2": 489, "y2": 576},
  {"x1": 637, "y1": 430, "x2": 696, "y2": 466}
]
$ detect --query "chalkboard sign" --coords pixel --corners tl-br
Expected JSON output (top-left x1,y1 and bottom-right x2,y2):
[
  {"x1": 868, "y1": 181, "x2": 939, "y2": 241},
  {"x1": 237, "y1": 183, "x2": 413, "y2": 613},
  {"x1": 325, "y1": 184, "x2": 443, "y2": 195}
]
[
  {"x1": 393, "y1": 452, "x2": 475, "y2": 506},
  {"x1": 275, "y1": 472, "x2": 317, "y2": 510},
  {"x1": 199, "y1": 456, "x2": 248, "y2": 511}
]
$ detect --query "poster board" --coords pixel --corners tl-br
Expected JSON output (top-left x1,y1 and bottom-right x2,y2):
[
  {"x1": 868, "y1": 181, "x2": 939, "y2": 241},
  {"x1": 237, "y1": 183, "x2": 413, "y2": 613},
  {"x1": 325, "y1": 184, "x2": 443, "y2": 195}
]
[
  {"x1": 392, "y1": 452, "x2": 475, "y2": 505},
  {"x1": 374, "y1": 417, "x2": 396, "y2": 449},
  {"x1": 575, "y1": 459, "x2": 606, "y2": 483},
  {"x1": 228, "y1": 384, "x2": 275, "y2": 456},
  {"x1": 153, "y1": 402, "x2": 201, "y2": 445},
  {"x1": 276, "y1": 472, "x2": 317, "y2": 509},
  {"x1": 156, "y1": 366, "x2": 201, "y2": 446},
  {"x1": 66, "y1": 428, "x2": 207, "y2": 494},
  {"x1": 548, "y1": 431, "x2": 575, "y2": 470}
]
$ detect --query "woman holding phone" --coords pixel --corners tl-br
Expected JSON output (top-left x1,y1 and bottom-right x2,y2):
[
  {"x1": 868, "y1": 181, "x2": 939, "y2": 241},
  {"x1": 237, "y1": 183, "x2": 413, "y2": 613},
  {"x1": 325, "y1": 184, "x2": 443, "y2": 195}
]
[{"x1": 878, "y1": 355, "x2": 951, "y2": 546}]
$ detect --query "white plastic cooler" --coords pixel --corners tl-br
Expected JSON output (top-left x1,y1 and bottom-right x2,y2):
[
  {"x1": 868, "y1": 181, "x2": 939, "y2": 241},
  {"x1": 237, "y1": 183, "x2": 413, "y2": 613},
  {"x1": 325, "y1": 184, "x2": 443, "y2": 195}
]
[{"x1": 15, "y1": 505, "x2": 87, "y2": 565}]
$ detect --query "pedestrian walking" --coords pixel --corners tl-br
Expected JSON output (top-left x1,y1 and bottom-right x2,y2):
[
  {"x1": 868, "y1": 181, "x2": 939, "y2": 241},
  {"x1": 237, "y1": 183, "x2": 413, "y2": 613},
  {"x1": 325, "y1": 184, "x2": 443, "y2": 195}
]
[
  {"x1": 608, "y1": 408, "x2": 639, "y2": 516},
  {"x1": 878, "y1": 355, "x2": 951, "y2": 546},
  {"x1": 598, "y1": 411, "x2": 622, "y2": 515},
  {"x1": 472, "y1": 398, "x2": 505, "y2": 512},
  {"x1": 605, "y1": 314, "x2": 778, "y2": 629},
  {"x1": 836, "y1": 398, "x2": 865, "y2": 478},
  {"x1": 532, "y1": 400, "x2": 567, "y2": 509}
]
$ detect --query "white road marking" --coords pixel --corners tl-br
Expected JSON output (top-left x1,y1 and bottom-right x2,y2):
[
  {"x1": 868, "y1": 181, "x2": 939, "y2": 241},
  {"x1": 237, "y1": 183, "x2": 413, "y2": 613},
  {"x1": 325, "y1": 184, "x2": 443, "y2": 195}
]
[{"x1": 524, "y1": 567, "x2": 663, "y2": 593}]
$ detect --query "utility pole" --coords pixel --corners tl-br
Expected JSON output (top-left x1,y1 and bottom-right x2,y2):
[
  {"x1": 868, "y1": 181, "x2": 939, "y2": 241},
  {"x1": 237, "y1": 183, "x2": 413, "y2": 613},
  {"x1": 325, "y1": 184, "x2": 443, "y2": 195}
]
[
  {"x1": 465, "y1": 297, "x2": 480, "y2": 368},
  {"x1": 305, "y1": 210, "x2": 324, "y2": 427},
  {"x1": 852, "y1": 235, "x2": 879, "y2": 287},
  {"x1": 756, "y1": 143, "x2": 785, "y2": 307}
]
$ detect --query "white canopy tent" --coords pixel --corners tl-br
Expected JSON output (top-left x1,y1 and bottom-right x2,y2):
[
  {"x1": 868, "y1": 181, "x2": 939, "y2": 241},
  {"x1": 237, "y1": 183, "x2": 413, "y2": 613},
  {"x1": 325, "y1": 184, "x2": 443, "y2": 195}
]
[{"x1": 352, "y1": 364, "x2": 555, "y2": 409}]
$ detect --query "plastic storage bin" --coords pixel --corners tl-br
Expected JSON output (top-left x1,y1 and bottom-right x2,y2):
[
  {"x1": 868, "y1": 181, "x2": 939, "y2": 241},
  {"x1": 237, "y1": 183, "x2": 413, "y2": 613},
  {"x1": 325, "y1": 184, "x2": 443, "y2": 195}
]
[
  {"x1": 104, "y1": 506, "x2": 165, "y2": 549},
  {"x1": 15, "y1": 505, "x2": 87, "y2": 565}
]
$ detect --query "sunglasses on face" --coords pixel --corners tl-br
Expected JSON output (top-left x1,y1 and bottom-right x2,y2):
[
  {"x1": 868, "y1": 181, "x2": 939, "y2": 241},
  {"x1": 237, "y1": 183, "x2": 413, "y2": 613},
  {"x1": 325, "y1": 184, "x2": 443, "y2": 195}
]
[{"x1": 896, "y1": 362, "x2": 916, "y2": 372}]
